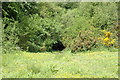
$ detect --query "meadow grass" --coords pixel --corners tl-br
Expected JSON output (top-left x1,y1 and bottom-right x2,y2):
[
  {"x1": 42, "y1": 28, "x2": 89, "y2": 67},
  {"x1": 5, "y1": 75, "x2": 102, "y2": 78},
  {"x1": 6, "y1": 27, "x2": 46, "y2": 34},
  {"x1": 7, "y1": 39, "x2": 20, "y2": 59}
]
[{"x1": 2, "y1": 50, "x2": 118, "y2": 78}]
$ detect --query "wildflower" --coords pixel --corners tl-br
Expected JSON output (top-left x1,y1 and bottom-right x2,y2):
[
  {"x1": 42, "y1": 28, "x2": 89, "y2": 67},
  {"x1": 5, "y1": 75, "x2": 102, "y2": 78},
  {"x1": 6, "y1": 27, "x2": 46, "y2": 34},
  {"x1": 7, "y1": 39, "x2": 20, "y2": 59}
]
[
  {"x1": 103, "y1": 37, "x2": 109, "y2": 42},
  {"x1": 105, "y1": 32, "x2": 112, "y2": 37}
]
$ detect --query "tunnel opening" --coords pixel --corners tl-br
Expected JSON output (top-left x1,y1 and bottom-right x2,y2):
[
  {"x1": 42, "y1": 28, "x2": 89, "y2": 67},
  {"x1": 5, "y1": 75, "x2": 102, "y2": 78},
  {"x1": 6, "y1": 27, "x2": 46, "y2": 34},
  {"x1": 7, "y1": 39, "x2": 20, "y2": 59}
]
[{"x1": 52, "y1": 41, "x2": 65, "y2": 51}]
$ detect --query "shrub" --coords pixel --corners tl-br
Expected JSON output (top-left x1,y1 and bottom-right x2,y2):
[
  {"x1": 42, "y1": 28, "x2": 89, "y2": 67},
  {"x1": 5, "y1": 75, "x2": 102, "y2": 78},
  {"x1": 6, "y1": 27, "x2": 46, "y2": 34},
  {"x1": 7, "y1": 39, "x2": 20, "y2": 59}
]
[
  {"x1": 15, "y1": 14, "x2": 62, "y2": 52},
  {"x1": 2, "y1": 20, "x2": 20, "y2": 53},
  {"x1": 98, "y1": 30, "x2": 118, "y2": 49},
  {"x1": 70, "y1": 28, "x2": 98, "y2": 52},
  {"x1": 2, "y1": 2, "x2": 118, "y2": 53}
]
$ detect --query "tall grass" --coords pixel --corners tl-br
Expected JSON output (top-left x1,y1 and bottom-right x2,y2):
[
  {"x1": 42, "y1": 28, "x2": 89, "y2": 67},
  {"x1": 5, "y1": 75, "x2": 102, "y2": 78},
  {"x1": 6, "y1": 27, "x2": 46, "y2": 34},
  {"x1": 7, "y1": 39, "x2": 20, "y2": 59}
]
[{"x1": 2, "y1": 50, "x2": 118, "y2": 78}]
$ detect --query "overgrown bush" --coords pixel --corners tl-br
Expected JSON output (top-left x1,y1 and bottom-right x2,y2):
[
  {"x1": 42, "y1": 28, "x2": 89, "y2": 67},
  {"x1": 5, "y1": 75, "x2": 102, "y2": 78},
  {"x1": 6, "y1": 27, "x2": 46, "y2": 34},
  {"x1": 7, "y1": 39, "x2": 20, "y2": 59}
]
[
  {"x1": 2, "y1": 2, "x2": 118, "y2": 53},
  {"x1": 2, "y1": 19, "x2": 20, "y2": 53},
  {"x1": 16, "y1": 14, "x2": 62, "y2": 52},
  {"x1": 70, "y1": 27, "x2": 99, "y2": 52}
]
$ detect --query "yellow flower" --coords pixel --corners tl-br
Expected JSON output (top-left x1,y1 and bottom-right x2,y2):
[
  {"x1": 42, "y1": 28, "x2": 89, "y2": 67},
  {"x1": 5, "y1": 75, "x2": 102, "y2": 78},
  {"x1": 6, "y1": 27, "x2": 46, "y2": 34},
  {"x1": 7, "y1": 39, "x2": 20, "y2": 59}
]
[
  {"x1": 105, "y1": 32, "x2": 112, "y2": 37},
  {"x1": 103, "y1": 37, "x2": 109, "y2": 42}
]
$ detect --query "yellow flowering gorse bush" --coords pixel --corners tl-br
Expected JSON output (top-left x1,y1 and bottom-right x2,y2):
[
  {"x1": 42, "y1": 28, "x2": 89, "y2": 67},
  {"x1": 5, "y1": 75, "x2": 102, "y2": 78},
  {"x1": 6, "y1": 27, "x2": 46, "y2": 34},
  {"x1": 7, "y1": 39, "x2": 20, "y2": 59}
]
[{"x1": 98, "y1": 30, "x2": 116, "y2": 47}]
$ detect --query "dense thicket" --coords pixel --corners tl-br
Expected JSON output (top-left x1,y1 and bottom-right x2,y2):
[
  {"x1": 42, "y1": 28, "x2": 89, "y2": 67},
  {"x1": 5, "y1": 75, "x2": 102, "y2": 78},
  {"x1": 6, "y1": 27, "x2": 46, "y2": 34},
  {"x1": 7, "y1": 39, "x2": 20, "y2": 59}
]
[{"x1": 2, "y1": 2, "x2": 118, "y2": 53}]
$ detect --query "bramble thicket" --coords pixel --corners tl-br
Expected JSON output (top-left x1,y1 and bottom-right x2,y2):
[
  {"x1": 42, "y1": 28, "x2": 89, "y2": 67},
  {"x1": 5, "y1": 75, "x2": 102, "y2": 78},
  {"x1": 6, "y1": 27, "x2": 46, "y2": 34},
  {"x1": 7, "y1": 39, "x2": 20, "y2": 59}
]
[{"x1": 2, "y1": 2, "x2": 118, "y2": 53}]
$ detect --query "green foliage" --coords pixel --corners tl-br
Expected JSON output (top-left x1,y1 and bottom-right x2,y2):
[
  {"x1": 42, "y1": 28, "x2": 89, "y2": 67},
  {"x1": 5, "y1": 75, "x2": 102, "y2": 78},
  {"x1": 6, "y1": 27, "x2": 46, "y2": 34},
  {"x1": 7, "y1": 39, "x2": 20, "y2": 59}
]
[
  {"x1": 16, "y1": 14, "x2": 62, "y2": 52},
  {"x1": 90, "y1": 3, "x2": 117, "y2": 29},
  {"x1": 2, "y1": 19, "x2": 20, "y2": 53},
  {"x1": 2, "y1": 2, "x2": 39, "y2": 53},
  {"x1": 38, "y1": 2, "x2": 64, "y2": 18},
  {"x1": 60, "y1": 9, "x2": 91, "y2": 48},
  {"x1": 2, "y1": 2, "x2": 38, "y2": 20},
  {"x1": 60, "y1": 2, "x2": 118, "y2": 52},
  {"x1": 57, "y1": 2, "x2": 79, "y2": 10},
  {"x1": 2, "y1": 2, "x2": 118, "y2": 53}
]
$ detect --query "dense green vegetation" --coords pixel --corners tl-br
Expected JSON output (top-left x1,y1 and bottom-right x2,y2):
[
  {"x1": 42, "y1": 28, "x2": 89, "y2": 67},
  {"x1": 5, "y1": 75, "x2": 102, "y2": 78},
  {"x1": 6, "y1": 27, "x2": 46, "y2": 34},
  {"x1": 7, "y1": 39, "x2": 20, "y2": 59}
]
[
  {"x1": 2, "y1": 51, "x2": 118, "y2": 78},
  {"x1": 2, "y1": 2, "x2": 119, "y2": 78},
  {"x1": 2, "y1": 2, "x2": 118, "y2": 53}
]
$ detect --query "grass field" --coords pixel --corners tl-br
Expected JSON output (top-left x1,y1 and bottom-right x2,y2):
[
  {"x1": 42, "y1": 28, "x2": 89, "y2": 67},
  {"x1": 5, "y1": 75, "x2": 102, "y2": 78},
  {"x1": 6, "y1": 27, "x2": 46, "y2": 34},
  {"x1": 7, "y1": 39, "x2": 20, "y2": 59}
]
[{"x1": 2, "y1": 50, "x2": 118, "y2": 78}]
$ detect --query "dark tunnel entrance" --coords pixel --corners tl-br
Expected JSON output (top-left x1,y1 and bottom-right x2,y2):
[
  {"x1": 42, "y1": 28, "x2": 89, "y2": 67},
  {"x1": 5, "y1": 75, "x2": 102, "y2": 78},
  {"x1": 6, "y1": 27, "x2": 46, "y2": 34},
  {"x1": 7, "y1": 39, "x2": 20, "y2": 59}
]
[{"x1": 52, "y1": 41, "x2": 65, "y2": 51}]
